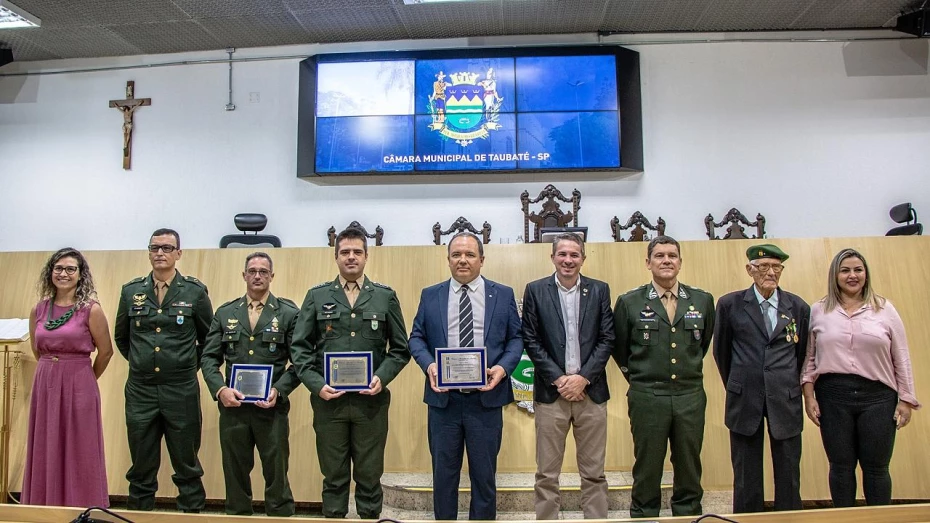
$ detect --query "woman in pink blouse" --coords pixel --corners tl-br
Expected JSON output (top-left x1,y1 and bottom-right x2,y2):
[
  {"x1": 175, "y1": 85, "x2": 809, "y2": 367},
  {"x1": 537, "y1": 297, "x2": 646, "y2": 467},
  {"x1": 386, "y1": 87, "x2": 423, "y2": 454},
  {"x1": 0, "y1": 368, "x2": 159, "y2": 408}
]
[{"x1": 801, "y1": 248, "x2": 919, "y2": 507}]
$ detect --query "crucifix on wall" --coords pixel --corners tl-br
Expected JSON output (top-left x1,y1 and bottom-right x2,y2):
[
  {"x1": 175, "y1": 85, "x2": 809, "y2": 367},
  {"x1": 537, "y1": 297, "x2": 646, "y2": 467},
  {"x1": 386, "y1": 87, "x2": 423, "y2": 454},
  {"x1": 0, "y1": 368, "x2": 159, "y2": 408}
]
[{"x1": 109, "y1": 81, "x2": 151, "y2": 170}]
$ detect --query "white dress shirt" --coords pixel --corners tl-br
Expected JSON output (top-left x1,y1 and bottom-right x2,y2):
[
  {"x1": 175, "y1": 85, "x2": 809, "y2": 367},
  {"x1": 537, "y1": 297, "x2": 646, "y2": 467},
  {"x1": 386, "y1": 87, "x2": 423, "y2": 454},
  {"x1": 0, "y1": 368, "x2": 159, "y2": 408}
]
[
  {"x1": 448, "y1": 276, "x2": 486, "y2": 348},
  {"x1": 555, "y1": 274, "x2": 582, "y2": 375}
]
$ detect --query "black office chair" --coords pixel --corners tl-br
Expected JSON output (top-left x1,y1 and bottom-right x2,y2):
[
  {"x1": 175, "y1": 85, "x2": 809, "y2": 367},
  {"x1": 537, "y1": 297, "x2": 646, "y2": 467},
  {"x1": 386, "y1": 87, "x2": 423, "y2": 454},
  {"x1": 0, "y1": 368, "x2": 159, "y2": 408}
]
[
  {"x1": 886, "y1": 203, "x2": 923, "y2": 236},
  {"x1": 219, "y1": 213, "x2": 282, "y2": 248}
]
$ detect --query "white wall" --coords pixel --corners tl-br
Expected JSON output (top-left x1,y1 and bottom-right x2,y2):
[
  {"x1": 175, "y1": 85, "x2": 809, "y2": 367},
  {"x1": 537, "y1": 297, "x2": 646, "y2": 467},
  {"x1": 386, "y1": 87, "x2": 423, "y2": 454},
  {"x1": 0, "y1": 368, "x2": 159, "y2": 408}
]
[{"x1": 1, "y1": 36, "x2": 928, "y2": 252}]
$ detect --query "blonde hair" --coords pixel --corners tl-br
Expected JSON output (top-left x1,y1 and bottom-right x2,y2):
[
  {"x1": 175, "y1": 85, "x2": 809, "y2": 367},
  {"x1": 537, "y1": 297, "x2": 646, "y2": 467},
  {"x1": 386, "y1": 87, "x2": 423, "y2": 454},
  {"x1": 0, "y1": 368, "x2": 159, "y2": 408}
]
[{"x1": 822, "y1": 248, "x2": 884, "y2": 312}]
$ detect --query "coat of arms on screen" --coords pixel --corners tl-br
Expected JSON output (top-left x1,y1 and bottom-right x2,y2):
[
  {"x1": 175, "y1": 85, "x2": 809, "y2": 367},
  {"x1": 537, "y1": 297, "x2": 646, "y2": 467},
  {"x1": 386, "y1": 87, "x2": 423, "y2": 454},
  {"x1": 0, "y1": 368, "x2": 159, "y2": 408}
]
[{"x1": 427, "y1": 68, "x2": 502, "y2": 147}]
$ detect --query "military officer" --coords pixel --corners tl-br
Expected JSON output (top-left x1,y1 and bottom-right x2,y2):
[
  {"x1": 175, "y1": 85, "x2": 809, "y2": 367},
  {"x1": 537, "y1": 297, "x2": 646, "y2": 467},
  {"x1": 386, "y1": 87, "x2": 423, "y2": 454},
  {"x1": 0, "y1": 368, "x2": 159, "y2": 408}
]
[
  {"x1": 114, "y1": 228, "x2": 214, "y2": 512},
  {"x1": 201, "y1": 252, "x2": 301, "y2": 517},
  {"x1": 291, "y1": 227, "x2": 411, "y2": 519},
  {"x1": 613, "y1": 235, "x2": 715, "y2": 518}
]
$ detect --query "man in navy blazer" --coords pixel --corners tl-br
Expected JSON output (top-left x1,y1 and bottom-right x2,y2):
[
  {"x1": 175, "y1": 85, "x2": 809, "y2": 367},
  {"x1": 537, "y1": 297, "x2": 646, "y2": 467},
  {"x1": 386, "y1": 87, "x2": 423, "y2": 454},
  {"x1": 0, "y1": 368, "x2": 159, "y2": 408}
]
[
  {"x1": 713, "y1": 244, "x2": 810, "y2": 513},
  {"x1": 408, "y1": 232, "x2": 523, "y2": 520},
  {"x1": 522, "y1": 232, "x2": 615, "y2": 519}
]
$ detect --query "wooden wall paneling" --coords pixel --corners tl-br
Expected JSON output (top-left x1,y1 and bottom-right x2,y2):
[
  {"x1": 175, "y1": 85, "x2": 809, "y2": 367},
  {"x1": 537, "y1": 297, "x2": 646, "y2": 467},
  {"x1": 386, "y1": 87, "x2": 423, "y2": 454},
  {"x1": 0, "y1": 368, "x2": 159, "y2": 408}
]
[{"x1": 2, "y1": 237, "x2": 928, "y2": 503}]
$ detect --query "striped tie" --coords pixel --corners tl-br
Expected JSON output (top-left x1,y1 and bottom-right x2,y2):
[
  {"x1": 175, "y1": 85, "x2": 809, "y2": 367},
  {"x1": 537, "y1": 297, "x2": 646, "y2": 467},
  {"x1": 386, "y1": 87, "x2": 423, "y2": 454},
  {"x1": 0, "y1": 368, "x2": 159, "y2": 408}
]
[{"x1": 459, "y1": 286, "x2": 474, "y2": 347}]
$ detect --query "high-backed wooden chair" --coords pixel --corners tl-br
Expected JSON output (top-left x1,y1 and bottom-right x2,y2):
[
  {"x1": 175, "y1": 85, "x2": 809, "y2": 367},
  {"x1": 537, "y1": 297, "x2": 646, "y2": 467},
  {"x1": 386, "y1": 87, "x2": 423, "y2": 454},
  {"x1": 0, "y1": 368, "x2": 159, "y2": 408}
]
[
  {"x1": 705, "y1": 208, "x2": 766, "y2": 240},
  {"x1": 521, "y1": 184, "x2": 581, "y2": 243},
  {"x1": 610, "y1": 211, "x2": 666, "y2": 242},
  {"x1": 433, "y1": 217, "x2": 491, "y2": 245},
  {"x1": 327, "y1": 221, "x2": 384, "y2": 247}
]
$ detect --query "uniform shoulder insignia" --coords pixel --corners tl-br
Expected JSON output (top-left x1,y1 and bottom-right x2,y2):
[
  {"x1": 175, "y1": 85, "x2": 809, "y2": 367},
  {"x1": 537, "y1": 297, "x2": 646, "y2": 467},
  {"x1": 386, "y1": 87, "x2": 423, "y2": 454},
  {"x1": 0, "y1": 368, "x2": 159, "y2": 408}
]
[
  {"x1": 371, "y1": 281, "x2": 392, "y2": 290},
  {"x1": 684, "y1": 283, "x2": 708, "y2": 294},
  {"x1": 219, "y1": 298, "x2": 240, "y2": 309},
  {"x1": 623, "y1": 284, "x2": 647, "y2": 296},
  {"x1": 277, "y1": 297, "x2": 299, "y2": 310},
  {"x1": 122, "y1": 276, "x2": 145, "y2": 287},
  {"x1": 311, "y1": 281, "x2": 330, "y2": 290},
  {"x1": 184, "y1": 275, "x2": 205, "y2": 285}
]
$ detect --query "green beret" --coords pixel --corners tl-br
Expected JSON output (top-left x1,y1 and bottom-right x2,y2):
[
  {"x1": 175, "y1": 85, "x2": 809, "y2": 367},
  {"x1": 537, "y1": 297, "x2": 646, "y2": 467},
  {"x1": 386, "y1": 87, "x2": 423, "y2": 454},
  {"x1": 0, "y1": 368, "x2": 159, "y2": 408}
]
[{"x1": 747, "y1": 244, "x2": 789, "y2": 262}]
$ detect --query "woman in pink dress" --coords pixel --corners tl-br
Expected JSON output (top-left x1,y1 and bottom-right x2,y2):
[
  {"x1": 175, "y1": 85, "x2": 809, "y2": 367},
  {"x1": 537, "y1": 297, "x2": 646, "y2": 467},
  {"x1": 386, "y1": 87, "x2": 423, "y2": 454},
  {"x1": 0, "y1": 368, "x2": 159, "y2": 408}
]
[{"x1": 22, "y1": 247, "x2": 113, "y2": 507}]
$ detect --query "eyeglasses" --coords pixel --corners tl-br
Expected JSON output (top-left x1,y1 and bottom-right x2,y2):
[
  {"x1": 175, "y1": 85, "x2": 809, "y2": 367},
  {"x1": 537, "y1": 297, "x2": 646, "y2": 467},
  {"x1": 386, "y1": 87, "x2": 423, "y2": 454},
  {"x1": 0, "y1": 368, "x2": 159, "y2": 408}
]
[
  {"x1": 52, "y1": 265, "x2": 79, "y2": 275},
  {"x1": 752, "y1": 263, "x2": 784, "y2": 274},
  {"x1": 246, "y1": 269, "x2": 272, "y2": 277},
  {"x1": 148, "y1": 245, "x2": 178, "y2": 253}
]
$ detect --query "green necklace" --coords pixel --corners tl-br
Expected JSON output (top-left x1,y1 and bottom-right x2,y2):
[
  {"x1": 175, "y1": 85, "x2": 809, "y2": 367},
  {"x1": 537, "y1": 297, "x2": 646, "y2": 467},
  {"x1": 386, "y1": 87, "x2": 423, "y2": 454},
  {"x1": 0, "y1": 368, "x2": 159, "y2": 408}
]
[{"x1": 44, "y1": 301, "x2": 76, "y2": 330}]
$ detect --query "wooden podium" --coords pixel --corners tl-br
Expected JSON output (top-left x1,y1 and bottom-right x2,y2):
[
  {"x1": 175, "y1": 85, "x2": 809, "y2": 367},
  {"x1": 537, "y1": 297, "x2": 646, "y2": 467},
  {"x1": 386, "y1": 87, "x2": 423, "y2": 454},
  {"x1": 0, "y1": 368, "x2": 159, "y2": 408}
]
[{"x1": 0, "y1": 337, "x2": 26, "y2": 505}]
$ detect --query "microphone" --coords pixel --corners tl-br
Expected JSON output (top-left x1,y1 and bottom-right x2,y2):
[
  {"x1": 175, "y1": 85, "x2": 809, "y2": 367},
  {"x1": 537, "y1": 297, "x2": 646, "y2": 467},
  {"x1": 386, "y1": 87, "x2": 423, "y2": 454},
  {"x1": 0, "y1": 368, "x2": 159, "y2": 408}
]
[
  {"x1": 70, "y1": 507, "x2": 135, "y2": 523},
  {"x1": 692, "y1": 514, "x2": 742, "y2": 523}
]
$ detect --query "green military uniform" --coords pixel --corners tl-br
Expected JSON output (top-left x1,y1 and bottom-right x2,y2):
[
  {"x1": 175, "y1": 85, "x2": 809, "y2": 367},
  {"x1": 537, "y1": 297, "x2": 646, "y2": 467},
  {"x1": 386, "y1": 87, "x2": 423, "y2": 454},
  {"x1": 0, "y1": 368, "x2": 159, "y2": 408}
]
[
  {"x1": 290, "y1": 275, "x2": 410, "y2": 519},
  {"x1": 201, "y1": 293, "x2": 301, "y2": 516},
  {"x1": 613, "y1": 282, "x2": 715, "y2": 518},
  {"x1": 114, "y1": 271, "x2": 213, "y2": 511}
]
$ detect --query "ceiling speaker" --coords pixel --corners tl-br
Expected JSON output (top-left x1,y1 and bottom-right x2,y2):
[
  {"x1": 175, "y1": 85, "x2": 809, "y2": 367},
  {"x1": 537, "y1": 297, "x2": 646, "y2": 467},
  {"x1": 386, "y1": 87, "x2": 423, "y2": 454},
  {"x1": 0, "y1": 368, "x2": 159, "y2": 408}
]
[
  {"x1": 0, "y1": 48, "x2": 13, "y2": 68},
  {"x1": 895, "y1": 8, "x2": 929, "y2": 37}
]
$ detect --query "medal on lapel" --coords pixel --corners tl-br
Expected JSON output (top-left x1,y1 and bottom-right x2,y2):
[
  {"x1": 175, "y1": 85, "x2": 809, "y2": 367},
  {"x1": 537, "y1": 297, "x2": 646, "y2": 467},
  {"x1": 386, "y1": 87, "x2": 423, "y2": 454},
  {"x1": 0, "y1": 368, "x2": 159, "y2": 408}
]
[{"x1": 785, "y1": 318, "x2": 799, "y2": 343}]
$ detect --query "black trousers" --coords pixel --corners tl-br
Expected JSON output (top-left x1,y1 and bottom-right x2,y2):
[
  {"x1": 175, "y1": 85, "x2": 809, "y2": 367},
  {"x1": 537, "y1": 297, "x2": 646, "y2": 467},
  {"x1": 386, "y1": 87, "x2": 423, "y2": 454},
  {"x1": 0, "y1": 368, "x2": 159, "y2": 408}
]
[
  {"x1": 815, "y1": 373, "x2": 898, "y2": 507},
  {"x1": 729, "y1": 414, "x2": 801, "y2": 513}
]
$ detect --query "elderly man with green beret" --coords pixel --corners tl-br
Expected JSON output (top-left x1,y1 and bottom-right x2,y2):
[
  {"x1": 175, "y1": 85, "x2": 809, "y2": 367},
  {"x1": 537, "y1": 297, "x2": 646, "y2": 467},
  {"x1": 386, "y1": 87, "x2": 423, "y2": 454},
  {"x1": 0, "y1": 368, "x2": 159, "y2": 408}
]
[
  {"x1": 713, "y1": 244, "x2": 810, "y2": 513},
  {"x1": 613, "y1": 235, "x2": 715, "y2": 518}
]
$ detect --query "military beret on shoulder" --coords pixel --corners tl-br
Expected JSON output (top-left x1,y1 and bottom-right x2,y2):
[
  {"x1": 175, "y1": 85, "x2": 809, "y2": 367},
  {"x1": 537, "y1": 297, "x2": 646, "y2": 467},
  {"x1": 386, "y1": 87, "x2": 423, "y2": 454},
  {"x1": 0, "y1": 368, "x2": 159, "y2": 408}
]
[{"x1": 747, "y1": 244, "x2": 789, "y2": 262}]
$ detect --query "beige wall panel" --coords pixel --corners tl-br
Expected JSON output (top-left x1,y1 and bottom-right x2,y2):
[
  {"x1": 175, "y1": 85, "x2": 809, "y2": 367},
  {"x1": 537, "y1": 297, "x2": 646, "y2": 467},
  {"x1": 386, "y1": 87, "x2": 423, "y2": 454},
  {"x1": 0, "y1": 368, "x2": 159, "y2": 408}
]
[{"x1": 3, "y1": 237, "x2": 928, "y2": 503}]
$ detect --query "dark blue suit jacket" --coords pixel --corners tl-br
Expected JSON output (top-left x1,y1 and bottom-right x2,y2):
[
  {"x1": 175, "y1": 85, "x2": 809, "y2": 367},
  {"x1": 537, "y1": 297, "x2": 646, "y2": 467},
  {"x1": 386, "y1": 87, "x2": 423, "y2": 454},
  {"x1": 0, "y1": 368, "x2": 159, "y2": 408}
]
[{"x1": 409, "y1": 277, "x2": 524, "y2": 408}]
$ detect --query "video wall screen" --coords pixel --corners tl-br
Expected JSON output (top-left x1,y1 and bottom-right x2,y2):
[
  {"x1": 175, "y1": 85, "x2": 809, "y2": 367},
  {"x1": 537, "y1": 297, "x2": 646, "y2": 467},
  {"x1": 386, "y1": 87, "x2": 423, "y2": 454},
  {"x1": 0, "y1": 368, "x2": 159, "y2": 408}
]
[{"x1": 297, "y1": 46, "x2": 642, "y2": 177}]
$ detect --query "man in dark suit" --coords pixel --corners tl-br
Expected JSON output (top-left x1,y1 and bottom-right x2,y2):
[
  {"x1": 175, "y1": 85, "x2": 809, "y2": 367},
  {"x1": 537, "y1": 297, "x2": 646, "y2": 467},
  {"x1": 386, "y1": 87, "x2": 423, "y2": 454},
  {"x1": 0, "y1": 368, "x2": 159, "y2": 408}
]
[
  {"x1": 522, "y1": 232, "x2": 614, "y2": 520},
  {"x1": 713, "y1": 244, "x2": 810, "y2": 513},
  {"x1": 408, "y1": 232, "x2": 523, "y2": 520}
]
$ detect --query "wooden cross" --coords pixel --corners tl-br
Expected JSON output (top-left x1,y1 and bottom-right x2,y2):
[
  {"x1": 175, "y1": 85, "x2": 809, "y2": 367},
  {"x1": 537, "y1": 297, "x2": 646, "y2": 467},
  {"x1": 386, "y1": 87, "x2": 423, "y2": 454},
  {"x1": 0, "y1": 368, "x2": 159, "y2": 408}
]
[{"x1": 109, "y1": 81, "x2": 151, "y2": 170}]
